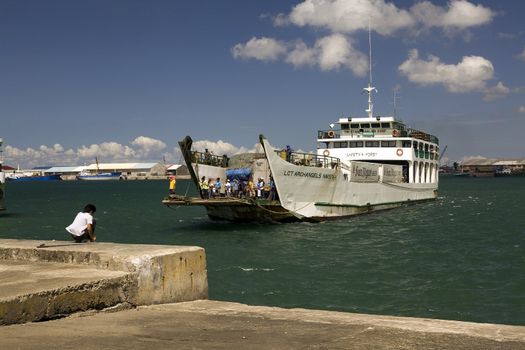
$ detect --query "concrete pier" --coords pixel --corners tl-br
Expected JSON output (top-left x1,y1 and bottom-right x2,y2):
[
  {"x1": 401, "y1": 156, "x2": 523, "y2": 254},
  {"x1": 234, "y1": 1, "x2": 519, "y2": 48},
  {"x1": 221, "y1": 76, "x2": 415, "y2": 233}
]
[
  {"x1": 1, "y1": 300, "x2": 524, "y2": 349},
  {"x1": 0, "y1": 239, "x2": 207, "y2": 325},
  {"x1": 1, "y1": 239, "x2": 524, "y2": 349}
]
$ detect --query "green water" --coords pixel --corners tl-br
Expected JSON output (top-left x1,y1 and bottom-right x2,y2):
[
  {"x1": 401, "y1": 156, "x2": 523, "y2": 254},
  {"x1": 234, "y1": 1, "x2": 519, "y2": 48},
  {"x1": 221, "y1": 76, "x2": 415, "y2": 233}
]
[{"x1": 1, "y1": 177, "x2": 524, "y2": 325}]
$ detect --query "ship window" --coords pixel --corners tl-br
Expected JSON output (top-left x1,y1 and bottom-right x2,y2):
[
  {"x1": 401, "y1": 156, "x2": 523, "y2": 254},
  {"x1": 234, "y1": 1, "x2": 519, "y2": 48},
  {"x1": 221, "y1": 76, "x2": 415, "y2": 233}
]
[
  {"x1": 349, "y1": 141, "x2": 363, "y2": 147},
  {"x1": 381, "y1": 122, "x2": 390, "y2": 128},
  {"x1": 402, "y1": 141, "x2": 411, "y2": 148},
  {"x1": 371, "y1": 123, "x2": 381, "y2": 128},
  {"x1": 365, "y1": 141, "x2": 379, "y2": 147},
  {"x1": 350, "y1": 123, "x2": 359, "y2": 129},
  {"x1": 341, "y1": 123, "x2": 349, "y2": 130},
  {"x1": 381, "y1": 141, "x2": 396, "y2": 147},
  {"x1": 334, "y1": 141, "x2": 348, "y2": 148},
  {"x1": 413, "y1": 141, "x2": 418, "y2": 149},
  {"x1": 360, "y1": 123, "x2": 370, "y2": 128},
  {"x1": 317, "y1": 142, "x2": 330, "y2": 149}
]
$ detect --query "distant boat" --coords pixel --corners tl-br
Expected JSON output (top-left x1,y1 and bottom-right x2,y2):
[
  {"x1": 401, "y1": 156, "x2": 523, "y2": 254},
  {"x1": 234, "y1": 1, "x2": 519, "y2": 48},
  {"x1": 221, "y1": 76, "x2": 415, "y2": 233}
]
[
  {"x1": 6, "y1": 174, "x2": 62, "y2": 181},
  {"x1": 76, "y1": 171, "x2": 122, "y2": 181},
  {"x1": 76, "y1": 157, "x2": 122, "y2": 181},
  {"x1": 0, "y1": 138, "x2": 5, "y2": 211}
]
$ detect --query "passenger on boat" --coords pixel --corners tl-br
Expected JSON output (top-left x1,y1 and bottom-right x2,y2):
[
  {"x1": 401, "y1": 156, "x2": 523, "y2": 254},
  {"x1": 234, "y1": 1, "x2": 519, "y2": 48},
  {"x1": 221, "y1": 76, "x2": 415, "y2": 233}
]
[
  {"x1": 215, "y1": 178, "x2": 222, "y2": 197},
  {"x1": 256, "y1": 178, "x2": 265, "y2": 198},
  {"x1": 247, "y1": 178, "x2": 255, "y2": 198},
  {"x1": 232, "y1": 178, "x2": 239, "y2": 197},
  {"x1": 204, "y1": 149, "x2": 211, "y2": 165},
  {"x1": 200, "y1": 176, "x2": 209, "y2": 198},
  {"x1": 267, "y1": 177, "x2": 277, "y2": 201},
  {"x1": 225, "y1": 179, "x2": 232, "y2": 197},
  {"x1": 208, "y1": 178, "x2": 215, "y2": 198},
  {"x1": 169, "y1": 176, "x2": 176, "y2": 195},
  {"x1": 285, "y1": 145, "x2": 293, "y2": 162}
]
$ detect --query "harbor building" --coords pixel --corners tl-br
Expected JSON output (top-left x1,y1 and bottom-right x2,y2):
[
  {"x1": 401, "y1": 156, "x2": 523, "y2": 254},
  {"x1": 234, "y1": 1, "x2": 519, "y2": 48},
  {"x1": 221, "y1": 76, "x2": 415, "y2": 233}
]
[
  {"x1": 460, "y1": 158, "x2": 525, "y2": 177},
  {"x1": 79, "y1": 162, "x2": 167, "y2": 180}
]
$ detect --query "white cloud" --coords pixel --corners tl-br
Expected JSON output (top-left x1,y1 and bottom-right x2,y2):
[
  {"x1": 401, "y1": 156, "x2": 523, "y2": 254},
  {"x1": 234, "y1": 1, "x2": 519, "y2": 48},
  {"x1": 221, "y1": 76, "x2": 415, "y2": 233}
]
[
  {"x1": 519, "y1": 106, "x2": 525, "y2": 113},
  {"x1": 231, "y1": 37, "x2": 287, "y2": 61},
  {"x1": 286, "y1": 0, "x2": 414, "y2": 36},
  {"x1": 517, "y1": 47, "x2": 525, "y2": 62},
  {"x1": 191, "y1": 139, "x2": 256, "y2": 156},
  {"x1": 3, "y1": 136, "x2": 169, "y2": 168},
  {"x1": 316, "y1": 34, "x2": 368, "y2": 74},
  {"x1": 483, "y1": 82, "x2": 511, "y2": 102},
  {"x1": 131, "y1": 136, "x2": 166, "y2": 157},
  {"x1": 285, "y1": 40, "x2": 317, "y2": 67},
  {"x1": 235, "y1": 34, "x2": 368, "y2": 75},
  {"x1": 276, "y1": 0, "x2": 494, "y2": 35},
  {"x1": 411, "y1": 0, "x2": 494, "y2": 30},
  {"x1": 398, "y1": 49, "x2": 495, "y2": 93}
]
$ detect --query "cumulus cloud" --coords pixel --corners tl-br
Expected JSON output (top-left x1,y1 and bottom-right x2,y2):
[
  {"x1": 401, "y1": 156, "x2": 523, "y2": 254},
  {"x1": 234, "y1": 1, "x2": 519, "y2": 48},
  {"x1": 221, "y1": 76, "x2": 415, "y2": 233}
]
[
  {"x1": 398, "y1": 49, "x2": 495, "y2": 93},
  {"x1": 411, "y1": 0, "x2": 494, "y2": 30},
  {"x1": 234, "y1": 34, "x2": 368, "y2": 75},
  {"x1": 231, "y1": 37, "x2": 287, "y2": 61},
  {"x1": 131, "y1": 136, "x2": 166, "y2": 158},
  {"x1": 286, "y1": 0, "x2": 414, "y2": 36},
  {"x1": 276, "y1": 0, "x2": 494, "y2": 35},
  {"x1": 3, "y1": 136, "x2": 169, "y2": 168},
  {"x1": 483, "y1": 82, "x2": 511, "y2": 102},
  {"x1": 191, "y1": 139, "x2": 257, "y2": 156}
]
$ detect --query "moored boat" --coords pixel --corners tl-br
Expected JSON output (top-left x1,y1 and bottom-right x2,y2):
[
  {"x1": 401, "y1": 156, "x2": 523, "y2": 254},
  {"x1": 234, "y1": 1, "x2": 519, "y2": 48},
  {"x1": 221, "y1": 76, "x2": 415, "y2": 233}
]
[
  {"x1": 76, "y1": 157, "x2": 122, "y2": 180},
  {"x1": 76, "y1": 171, "x2": 122, "y2": 181},
  {"x1": 6, "y1": 174, "x2": 62, "y2": 181},
  {"x1": 0, "y1": 138, "x2": 5, "y2": 211}
]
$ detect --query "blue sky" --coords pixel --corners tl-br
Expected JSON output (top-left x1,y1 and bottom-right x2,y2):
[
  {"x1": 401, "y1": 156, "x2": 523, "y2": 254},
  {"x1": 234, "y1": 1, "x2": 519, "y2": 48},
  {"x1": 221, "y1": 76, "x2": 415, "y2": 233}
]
[{"x1": 1, "y1": 0, "x2": 524, "y2": 167}]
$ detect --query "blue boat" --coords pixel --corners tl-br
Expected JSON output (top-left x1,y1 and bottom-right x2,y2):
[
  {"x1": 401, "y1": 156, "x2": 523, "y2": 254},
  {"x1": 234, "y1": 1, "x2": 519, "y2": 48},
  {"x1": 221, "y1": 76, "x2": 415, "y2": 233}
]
[
  {"x1": 7, "y1": 174, "x2": 62, "y2": 181},
  {"x1": 76, "y1": 171, "x2": 122, "y2": 181}
]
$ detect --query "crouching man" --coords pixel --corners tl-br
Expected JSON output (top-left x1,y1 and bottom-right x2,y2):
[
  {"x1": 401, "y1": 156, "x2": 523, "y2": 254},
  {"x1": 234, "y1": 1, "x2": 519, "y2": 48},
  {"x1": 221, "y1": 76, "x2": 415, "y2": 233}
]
[{"x1": 66, "y1": 204, "x2": 97, "y2": 243}]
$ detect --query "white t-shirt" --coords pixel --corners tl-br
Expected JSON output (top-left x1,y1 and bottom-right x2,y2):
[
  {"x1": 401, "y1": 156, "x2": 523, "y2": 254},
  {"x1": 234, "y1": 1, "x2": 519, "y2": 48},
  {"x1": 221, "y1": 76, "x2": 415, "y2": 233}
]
[{"x1": 65, "y1": 212, "x2": 93, "y2": 237}]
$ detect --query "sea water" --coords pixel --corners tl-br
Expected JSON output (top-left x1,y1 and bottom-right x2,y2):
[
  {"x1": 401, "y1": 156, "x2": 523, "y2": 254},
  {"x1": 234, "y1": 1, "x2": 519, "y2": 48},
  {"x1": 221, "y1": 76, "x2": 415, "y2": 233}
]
[{"x1": 0, "y1": 177, "x2": 524, "y2": 325}]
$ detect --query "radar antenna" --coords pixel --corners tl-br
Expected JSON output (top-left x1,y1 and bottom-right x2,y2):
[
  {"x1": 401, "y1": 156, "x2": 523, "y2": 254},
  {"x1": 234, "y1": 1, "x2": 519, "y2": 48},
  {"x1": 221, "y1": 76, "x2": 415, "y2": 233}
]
[{"x1": 363, "y1": 20, "x2": 377, "y2": 118}]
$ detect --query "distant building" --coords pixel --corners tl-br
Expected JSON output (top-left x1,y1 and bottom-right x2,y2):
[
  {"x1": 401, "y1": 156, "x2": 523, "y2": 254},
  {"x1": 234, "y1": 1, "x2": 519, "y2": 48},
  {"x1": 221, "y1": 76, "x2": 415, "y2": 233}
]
[
  {"x1": 82, "y1": 162, "x2": 166, "y2": 179},
  {"x1": 461, "y1": 158, "x2": 525, "y2": 176},
  {"x1": 166, "y1": 164, "x2": 189, "y2": 176},
  {"x1": 44, "y1": 162, "x2": 168, "y2": 180}
]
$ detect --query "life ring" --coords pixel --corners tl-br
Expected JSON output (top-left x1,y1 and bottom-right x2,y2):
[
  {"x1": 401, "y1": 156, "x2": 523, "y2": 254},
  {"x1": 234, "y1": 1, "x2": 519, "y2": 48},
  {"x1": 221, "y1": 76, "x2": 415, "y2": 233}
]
[
  {"x1": 396, "y1": 148, "x2": 403, "y2": 156},
  {"x1": 323, "y1": 149, "x2": 330, "y2": 157},
  {"x1": 392, "y1": 129, "x2": 400, "y2": 137},
  {"x1": 327, "y1": 130, "x2": 335, "y2": 138}
]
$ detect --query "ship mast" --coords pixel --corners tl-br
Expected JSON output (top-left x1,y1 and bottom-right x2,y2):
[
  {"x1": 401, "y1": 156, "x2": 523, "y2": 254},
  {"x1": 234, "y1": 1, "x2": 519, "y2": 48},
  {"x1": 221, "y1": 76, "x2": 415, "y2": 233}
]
[{"x1": 363, "y1": 20, "x2": 377, "y2": 118}]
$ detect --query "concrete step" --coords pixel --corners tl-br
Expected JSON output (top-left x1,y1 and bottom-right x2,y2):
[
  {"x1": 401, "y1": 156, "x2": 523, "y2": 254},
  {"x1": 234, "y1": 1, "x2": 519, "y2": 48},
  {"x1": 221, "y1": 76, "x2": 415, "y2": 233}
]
[
  {"x1": 0, "y1": 260, "x2": 132, "y2": 325},
  {"x1": 0, "y1": 239, "x2": 208, "y2": 325}
]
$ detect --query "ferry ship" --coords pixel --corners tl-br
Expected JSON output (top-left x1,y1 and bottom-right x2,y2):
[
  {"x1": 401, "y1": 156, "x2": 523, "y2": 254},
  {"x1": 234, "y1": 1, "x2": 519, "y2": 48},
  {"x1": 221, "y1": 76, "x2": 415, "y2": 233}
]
[
  {"x1": 0, "y1": 138, "x2": 6, "y2": 211},
  {"x1": 163, "y1": 31, "x2": 439, "y2": 222},
  {"x1": 164, "y1": 111, "x2": 439, "y2": 222}
]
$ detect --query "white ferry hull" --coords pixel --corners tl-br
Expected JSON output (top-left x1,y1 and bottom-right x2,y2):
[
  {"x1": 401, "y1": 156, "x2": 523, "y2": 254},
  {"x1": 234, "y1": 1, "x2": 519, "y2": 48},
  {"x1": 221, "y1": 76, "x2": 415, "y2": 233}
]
[{"x1": 261, "y1": 138, "x2": 437, "y2": 221}]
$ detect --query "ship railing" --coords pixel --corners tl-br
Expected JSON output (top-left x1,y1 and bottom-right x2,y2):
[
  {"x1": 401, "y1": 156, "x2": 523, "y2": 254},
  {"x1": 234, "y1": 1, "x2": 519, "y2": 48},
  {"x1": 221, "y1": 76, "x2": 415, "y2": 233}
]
[
  {"x1": 275, "y1": 150, "x2": 340, "y2": 169},
  {"x1": 317, "y1": 130, "x2": 340, "y2": 139},
  {"x1": 406, "y1": 128, "x2": 439, "y2": 144},
  {"x1": 192, "y1": 151, "x2": 229, "y2": 168}
]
